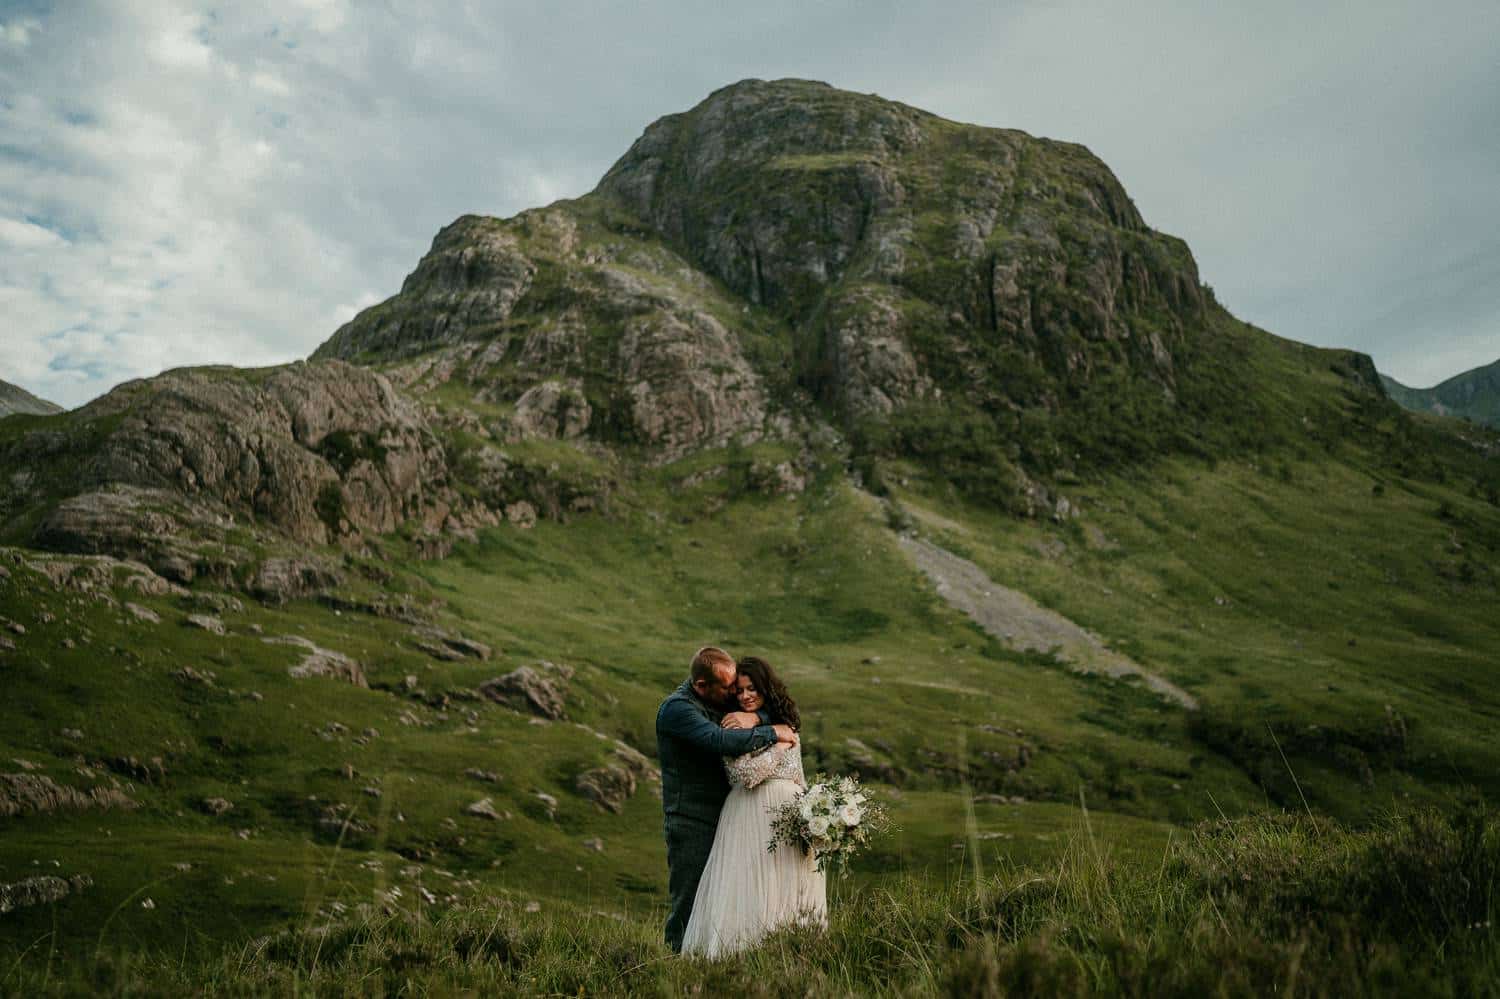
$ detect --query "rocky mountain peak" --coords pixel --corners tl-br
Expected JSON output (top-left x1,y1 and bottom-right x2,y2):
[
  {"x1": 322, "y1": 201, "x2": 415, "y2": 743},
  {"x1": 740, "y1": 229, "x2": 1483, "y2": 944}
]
[
  {"x1": 592, "y1": 77, "x2": 1200, "y2": 428},
  {"x1": 317, "y1": 80, "x2": 1214, "y2": 447},
  {"x1": 595, "y1": 77, "x2": 1151, "y2": 313}
]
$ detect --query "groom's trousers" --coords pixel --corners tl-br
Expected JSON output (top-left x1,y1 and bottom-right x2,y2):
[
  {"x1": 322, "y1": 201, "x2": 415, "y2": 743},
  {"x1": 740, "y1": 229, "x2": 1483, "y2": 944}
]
[{"x1": 664, "y1": 815, "x2": 716, "y2": 952}]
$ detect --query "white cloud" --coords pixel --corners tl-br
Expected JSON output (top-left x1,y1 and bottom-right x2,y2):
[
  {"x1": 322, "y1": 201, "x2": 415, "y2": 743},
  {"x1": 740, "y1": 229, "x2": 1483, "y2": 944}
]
[
  {"x1": 0, "y1": 17, "x2": 39, "y2": 47},
  {"x1": 0, "y1": 217, "x2": 66, "y2": 250},
  {"x1": 149, "y1": 11, "x2": 214, "y2": 71},
  {"x1": 250, "y1": 69, "x2": 293, "y2": 96},
  {"x1": 1, "y1": 0, "x2": 1497, "y2": 411}
]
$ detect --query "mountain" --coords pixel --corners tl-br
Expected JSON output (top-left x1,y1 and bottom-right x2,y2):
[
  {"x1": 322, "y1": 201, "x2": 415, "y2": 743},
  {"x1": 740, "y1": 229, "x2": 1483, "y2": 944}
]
[
  {"x1": 2, "y1": 80, "x2": 1499, "y2": 973},
  {"x1": 312, "y1": 79, "x2": 1397, "y2": 513},
  {"x1": 0, "y1": 378, "x2": 63, "y2": 418},
  {"x1": 3, "y1": 78, "x2": 1411, "y2": 569},
  {"x1": 1382, "y1": 357, "x2": 1500, "y2": 428}
]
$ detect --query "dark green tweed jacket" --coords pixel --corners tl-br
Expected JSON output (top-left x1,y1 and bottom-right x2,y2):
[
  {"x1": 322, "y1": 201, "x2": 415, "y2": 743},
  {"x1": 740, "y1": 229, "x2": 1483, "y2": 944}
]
[{"x1": 655, "y1": 681, "x2": 776, "y2": 824}]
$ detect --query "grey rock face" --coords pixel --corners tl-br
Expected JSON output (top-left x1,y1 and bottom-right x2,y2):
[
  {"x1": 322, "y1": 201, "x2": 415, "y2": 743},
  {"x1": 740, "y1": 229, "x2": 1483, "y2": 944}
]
[
  {"x1": 466, "y1": 797, "x2": 504, "y2": 820},
  {"x1": 318, "y1": 206, "x2": 780, "y2": 462},
  {"x1": 249, "y1": 557, "x2": 343, "y2": 605},
  {"x1": 504, "y1": 501, "x2": 537, "y2": 528},
  {"x1": 317, "y1": 216, "x2": 536, "y2": 361},
  {"x1": 574, "y1": 764, "x2": 636, "y2": 814},
  {"x1": 823, "y1": 287, "x2": 933, "y2": 415},
  {"x1": 124, "y1": 602, "x2": 161, "y2": 624},
  {"x1": 616, "y1": 307, "x2": 771, "y2": 460},
  {"x1": 412, "y1": 627, "x2": 491, "y2": 661},
  {"x1": 596, "y1": 78, "x2": 1204, "y2": 420},
  {"x1": 14, "y1": 550, "x2": 184, "y2": 600},
  {"x1": 0, "y1": 773, "x2": 137, "y2": 818},
  {"x1": 185, "y1": 614, "x2": 226, "y2": 636},
  {"x1": 33, "y1": 488, "x2": 193, "y2": 559},
  {"x1": 3, "y1": 362, "x2": 457, "y2": 562},
  {"x1": 598, "y1": 79, "x2": 920, "y2": 314},
  {"x1": 478, "y1": 664, "x2": 568, "y2": 720},
  {"x1": 511, "y1": 379, "x2": 592, "y2": 440},
  {"x1": 263, "y1": 635, "x2": 369, "y2": 687}
]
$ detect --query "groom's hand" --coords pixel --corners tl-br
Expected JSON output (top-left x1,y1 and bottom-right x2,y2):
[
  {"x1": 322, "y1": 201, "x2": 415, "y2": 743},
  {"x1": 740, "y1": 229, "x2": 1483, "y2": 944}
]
[
  {"x1": 772, "y1": 725, "x2": 799, "y2": 745},
  {"x1": 720, "y1": 711, "x2": 759, "y2": 730}
]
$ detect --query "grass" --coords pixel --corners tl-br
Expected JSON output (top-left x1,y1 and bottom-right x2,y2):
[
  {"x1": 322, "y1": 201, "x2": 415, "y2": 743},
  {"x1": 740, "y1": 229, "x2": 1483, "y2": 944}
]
[
  {"x1": 880, "y1": 442, "x2": 1500, "y2": 819},
  {"x1": 5, "y1": 803, "x2": 1494, "y2": 995}
]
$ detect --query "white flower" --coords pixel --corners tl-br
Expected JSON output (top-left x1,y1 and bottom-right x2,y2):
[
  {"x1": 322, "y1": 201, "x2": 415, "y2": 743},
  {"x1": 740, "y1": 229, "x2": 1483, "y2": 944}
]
[
  {"x1": 839, "y1": 803, "x2": 862, "y2": 827},
  {"x1": 799, "y1": 798, "x2": 816, "y2": 820},
  {"x1": 808, "y1": 815, "x2": 830, "y2": 837}
]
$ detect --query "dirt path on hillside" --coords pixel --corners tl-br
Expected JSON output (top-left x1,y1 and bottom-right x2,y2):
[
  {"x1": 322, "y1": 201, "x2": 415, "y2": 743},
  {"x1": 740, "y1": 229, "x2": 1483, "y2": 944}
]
[{"x1": 895, "y1": 534, "x2": 1199, "y2": 711}]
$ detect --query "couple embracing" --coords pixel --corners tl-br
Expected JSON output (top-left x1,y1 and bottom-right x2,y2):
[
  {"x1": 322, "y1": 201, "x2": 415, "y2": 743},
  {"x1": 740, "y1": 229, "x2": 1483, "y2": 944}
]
[{"x1": 656, "y1": 646, "x2": 827, "y2": 957}]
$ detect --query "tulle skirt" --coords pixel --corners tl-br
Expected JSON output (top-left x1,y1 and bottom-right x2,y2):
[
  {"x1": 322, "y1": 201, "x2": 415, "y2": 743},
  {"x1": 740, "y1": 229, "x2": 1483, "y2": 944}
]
[{"x1": 681, "y1": 778, "x2": 827, "y2": 958}]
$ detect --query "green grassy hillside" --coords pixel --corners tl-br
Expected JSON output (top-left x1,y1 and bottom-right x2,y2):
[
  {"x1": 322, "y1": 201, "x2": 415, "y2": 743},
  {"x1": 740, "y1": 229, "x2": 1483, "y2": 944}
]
[
  {"x1": 2, "y1": 411, "x2": 1497, "y2": 979},
  {"x1": 7, "y1": 806, "x2": 1496, "y2": 995}
]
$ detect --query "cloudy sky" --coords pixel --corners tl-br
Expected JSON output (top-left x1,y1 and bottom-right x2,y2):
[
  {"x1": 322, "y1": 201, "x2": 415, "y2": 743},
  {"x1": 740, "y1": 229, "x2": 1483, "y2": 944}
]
[{"x1": 2, "y1": 0, "x2": 1497, "y2": 408}]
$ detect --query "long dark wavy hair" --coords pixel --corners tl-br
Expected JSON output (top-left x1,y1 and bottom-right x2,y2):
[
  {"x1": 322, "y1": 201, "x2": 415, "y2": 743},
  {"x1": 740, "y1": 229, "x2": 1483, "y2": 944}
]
[{"x1": 736, "y1": 656, "x2": 800, "y2": 732}]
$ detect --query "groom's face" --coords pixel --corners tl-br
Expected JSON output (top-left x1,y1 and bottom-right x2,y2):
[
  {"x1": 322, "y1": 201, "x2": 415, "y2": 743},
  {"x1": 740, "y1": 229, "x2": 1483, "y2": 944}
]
[{"x1": 695, "y1": 663, "x2": 739, "y2": 709}]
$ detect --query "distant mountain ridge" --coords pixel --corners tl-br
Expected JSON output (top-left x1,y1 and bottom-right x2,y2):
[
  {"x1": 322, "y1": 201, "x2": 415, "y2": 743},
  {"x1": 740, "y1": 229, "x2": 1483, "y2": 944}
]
[
  {"x1": 1381, "y1": 357, "x2": 1500, "y2": 428},
  {"x1": 0, "y1": 378, "x2": 62, "y2": 418}
]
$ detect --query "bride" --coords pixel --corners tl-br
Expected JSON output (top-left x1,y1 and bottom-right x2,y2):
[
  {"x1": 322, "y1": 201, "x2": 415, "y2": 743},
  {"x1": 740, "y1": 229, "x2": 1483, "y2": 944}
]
[{"x1": 681, "y1": 656, "x2": 827, "y2": 957}]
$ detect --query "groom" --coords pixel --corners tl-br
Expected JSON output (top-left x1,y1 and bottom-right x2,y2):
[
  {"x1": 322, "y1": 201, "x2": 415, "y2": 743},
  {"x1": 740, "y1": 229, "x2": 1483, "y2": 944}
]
[{"x1": 656, "y1": 645, "x2": 798, "y2": 952}]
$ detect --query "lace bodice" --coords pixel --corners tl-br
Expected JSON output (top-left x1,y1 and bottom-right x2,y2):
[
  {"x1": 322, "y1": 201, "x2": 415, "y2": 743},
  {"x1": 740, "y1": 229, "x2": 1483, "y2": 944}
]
[{"x1": 724, "y1": 742, "x2": 806, "y2": 791}]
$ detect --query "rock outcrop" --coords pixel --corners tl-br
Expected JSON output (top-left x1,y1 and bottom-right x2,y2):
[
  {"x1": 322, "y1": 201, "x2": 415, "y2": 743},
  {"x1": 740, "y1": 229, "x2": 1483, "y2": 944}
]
[
  {"x1": 478, "y1": 662, "x2": 571, "y2": 720},
  {"x1": 573, "y1": 737, "x2": 660, "y2": 813},
  {"x1": 0, "y1": 362, "x2": 473, "y2": 569},
  {"x1": 316, "y1": 211, "x2": 783, "y2": 462},
  {"x1": 316, "y1": 219, "x2": 538, "y2": 362},
  {"x1": 249, "y1": 557, "x2": 343, "y2": 605},
  {"x1": 263, "y1": 635, "x2": 369, "y2": 687},
  {"x1": 574, "y1": 764, "x2": 636, "y2": 814},
  {"x1": 0, "y1": 874, "x2": 92, "y2": 914},
  {"x1": 411, "y1": 627, "x2": 492, "y2": 662},
  {"x1": 0, "y1": 773, "x2": 137, "y2": 818},
  {"x1": 465, "y1": 797, "x2": 504, "y2": 821}
]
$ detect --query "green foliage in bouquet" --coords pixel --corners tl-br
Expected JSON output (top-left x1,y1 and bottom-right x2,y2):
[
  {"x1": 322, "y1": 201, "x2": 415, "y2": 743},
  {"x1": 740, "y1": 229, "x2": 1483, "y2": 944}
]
[{"x1": 768, "y1": 774, "x2": 891, "y2": 877}]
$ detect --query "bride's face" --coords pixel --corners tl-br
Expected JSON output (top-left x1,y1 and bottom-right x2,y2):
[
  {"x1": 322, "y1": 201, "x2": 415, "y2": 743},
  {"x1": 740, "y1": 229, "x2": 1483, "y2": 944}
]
[{"x1": 735, "y1": 674, "x2": 764, "y2": 712}]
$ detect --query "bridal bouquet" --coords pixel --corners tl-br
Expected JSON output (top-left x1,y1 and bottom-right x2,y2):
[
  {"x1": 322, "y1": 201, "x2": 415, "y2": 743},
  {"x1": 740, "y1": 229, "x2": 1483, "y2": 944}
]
[{"x1": 767, "y1": 774, "x2": 889, "y2": 876}]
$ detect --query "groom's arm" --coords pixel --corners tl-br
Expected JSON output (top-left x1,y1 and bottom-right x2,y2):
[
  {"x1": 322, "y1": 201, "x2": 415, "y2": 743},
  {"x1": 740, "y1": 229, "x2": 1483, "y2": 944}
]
[
  {"x1": 720, "y1": 707, "x2": 773, "y2": 730},
  {"x1": 658, "y1": 698, "x2": 776, "y2": 756}
]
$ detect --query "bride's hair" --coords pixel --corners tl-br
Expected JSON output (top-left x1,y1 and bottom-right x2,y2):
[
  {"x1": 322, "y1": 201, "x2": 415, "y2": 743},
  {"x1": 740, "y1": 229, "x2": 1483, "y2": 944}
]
[{"x1": 736, "y1": 656, "x2": 799, "y2": 732}]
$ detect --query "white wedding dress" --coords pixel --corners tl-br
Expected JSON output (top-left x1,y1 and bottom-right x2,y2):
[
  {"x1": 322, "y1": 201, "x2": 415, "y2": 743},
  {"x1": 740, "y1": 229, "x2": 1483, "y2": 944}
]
[{"x1": 681, "y1": 742, "x2": 827, "y2": 958}]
